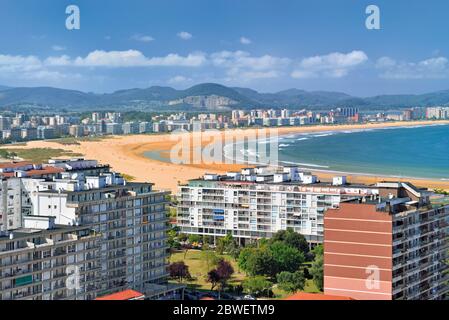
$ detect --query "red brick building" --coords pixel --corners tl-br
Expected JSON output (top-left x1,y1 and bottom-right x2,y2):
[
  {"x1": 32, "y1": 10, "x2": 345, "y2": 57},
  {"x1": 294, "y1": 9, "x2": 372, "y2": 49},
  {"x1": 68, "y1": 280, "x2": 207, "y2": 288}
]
[{"x1": 324, "y1": 182, "x2": 449, "y2": 300}]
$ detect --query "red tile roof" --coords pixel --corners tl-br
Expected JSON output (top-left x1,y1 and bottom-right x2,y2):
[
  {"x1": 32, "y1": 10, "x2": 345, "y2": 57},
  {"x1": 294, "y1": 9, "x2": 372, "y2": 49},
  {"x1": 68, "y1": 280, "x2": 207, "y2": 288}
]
[
  {"x1": 1, "y1": 166, "x2": 63, "y2": 178},
  {"x1": 95, "y1": 290, "x2": 145, "y2": 300},
  {"x1": 284, "y1": 293, "x2": 354, "y2": 300},
  {"x1": 0, "y1": 161, "x2": 33, "y2": 169}
]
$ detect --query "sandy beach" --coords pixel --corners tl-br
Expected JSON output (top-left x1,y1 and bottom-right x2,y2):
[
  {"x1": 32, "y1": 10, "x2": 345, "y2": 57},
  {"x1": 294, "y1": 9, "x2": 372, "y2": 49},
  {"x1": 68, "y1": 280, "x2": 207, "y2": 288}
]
[{"x1": 2, "y1": 120, "x2": 449, "y2": 193}]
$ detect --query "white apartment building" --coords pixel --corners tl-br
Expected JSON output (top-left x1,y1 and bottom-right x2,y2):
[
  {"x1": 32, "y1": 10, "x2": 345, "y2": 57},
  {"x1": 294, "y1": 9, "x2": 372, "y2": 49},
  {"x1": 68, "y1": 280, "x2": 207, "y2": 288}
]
[
  {"x1": 1, "y1": 159, "x2": 177, "y2": 299},
  {"x1": 22, "y1": 174, "x2": 169, "y2": 297},
  {"x1": 426, "y1": 106, "x2": 449, "y2": 119},
  {"x1": 0, "y1": 216, "x2": 101, "y2": 300},
  {"x1": 177, "y1": 166, "x2": 379, "y2": 245}
]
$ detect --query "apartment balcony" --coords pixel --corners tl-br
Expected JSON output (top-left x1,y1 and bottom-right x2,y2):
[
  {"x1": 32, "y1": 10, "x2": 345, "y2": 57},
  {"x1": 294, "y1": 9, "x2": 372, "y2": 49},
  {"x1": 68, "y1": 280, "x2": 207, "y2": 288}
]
[{"x1": 53, "y1": 272, "x2": 67, "y2": 279}]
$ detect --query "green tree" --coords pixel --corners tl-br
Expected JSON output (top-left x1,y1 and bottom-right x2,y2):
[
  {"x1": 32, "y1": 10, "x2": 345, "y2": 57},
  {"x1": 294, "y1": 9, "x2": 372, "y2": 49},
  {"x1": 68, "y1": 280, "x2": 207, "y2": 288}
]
[
  {"x1": 202, "y1": 235, "x2": 213, "y2": 245},
  {"x1": 237, "y1": 247, "x2": 253, "y2": 273},
  {"x1": 269, "y1": 241, "x2": 305, "y2": 276},
  {"x1": 178, "y1": 233, "x2": 188, "y2": 242},
  {"x1": 276, "y1": 271, "x2": 305, "y2": 293},
  {"x1": 188, "y1": 234, "x2": 201, "y2": 244},
  {"x1": 167, "y1": 228, "x2": 178, "y2": 248},
  {"x1": 242, "y1": 276, "x2": 273, "y2": 297},
  {"x1": 310, "y1": 245, "x2": 324, "y2": 291},
  {"x1": 271, "y1": 228, "x2": 309, "y2": 255},
  {"x1": 227, "y1": 242, "x2": 241, "y2": 262},
  {"x1": 201, "y1": 244, "x2": 220, "y2": 271},
  {"x1": 238, "y1": 246, "x2": 275, "y2": 277},
  {"x1": 216, "y1": 233, "x2": 234, "y2": 255}
]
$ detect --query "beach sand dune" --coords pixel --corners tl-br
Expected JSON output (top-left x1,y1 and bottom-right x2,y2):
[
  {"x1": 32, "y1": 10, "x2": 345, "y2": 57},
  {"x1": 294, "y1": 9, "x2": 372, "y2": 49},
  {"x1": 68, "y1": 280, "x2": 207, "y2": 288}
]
[{"x1": 3, "y1": 120, "x2": 449, "y2": 193}]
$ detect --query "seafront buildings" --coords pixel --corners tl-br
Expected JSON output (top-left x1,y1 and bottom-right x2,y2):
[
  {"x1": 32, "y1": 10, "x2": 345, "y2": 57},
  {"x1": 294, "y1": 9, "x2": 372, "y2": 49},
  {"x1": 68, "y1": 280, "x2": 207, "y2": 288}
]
[
  {"x1": 324, "y1": 182, "x2": 449, "y2": 300},
  {"x1": 2, "y1": 159, "x2": 449, "y2": 300},
  {"x1": 177, "y1": 168, "x2": 449, "y2": 300},
  {"x1": 1, "y1": 105, "x2": 435, "y2": 144},
  {"x1": 426, "y1": 106, "x2": 449, "y2": 120},
  {"x1": 177, "y1": 166, "x2": 379, "y2": 245},
  {"x1": 0, "y1": 158, "x2": 180, "y2": 300}
]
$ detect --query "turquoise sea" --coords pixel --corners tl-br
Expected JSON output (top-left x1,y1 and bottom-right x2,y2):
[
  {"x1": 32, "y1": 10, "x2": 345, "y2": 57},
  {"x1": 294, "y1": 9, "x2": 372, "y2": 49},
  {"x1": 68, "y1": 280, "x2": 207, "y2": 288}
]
[
  {"x1": 274, "y1": 124, "x2": 449, "y2": 180},
  {"x1": 144, "y1": 124, "x2": 449, "y2": 180}
]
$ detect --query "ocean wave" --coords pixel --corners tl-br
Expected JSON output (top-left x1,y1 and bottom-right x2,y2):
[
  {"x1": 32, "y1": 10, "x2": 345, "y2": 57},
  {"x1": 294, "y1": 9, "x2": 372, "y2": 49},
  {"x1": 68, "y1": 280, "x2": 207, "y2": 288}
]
[
  {"x1": 312, "y1": 133, "x2": 334, "y2": 138},
  {"x1": 281, "y1": 160, "x2": 330, "y2": 169}
]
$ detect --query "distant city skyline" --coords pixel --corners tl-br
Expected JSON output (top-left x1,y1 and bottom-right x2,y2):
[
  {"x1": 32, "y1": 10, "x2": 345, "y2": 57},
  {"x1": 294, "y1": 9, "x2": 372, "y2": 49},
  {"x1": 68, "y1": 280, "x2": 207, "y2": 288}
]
[{"x1": 1, "y1": 0, "x2": 449, "y2": 96}]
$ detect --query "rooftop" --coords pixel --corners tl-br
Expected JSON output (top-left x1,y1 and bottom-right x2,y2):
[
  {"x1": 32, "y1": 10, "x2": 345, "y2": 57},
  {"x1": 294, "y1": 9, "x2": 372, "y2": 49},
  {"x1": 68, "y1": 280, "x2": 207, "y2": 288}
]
[
  {"x1": 284, "y1": 292, "x2": 354, "y2": 300},
  {"x1": 0, "y1": 224, "x2": 95, "y2": 244},
  {"x1": 95, "y1": 289, "x2": 145, "y2": 300},
  {"x1": 1, "y1": 166, "x2": 64, "y2": 178},
  {"x1": 0, "y1": 161, "x2": 33, "y2": 169}
]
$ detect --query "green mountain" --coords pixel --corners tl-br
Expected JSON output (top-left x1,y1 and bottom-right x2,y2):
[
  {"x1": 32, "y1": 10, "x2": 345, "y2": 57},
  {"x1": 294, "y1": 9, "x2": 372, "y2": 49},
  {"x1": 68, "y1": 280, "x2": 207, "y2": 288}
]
[
  {"x1": 0, "y1": 87, "x2": 98, "y2": 107},
  {"x1": 0, "y1": 83, "x2": 448, "y2": 111}
]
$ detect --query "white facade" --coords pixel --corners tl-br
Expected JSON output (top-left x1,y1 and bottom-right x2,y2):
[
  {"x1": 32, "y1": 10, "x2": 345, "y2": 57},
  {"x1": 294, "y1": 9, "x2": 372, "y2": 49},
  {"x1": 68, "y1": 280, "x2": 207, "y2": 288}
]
[
  {"x1": 1, "y1": 160, "x2": 171, "y2": 298},
  {"x1": 177, "y1": 166, "x2": 379, "y2": 244}
]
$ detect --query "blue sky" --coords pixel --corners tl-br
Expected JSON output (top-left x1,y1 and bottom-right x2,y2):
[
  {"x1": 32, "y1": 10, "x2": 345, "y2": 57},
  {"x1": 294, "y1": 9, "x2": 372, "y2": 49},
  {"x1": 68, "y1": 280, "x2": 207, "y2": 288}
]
[{"x1": 0, "y1": 0, "x2": 449, "y2": 96}]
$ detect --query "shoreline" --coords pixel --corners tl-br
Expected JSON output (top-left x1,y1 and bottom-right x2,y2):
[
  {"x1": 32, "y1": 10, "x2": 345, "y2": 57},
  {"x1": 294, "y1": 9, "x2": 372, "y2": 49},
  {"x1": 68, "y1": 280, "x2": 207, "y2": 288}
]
[{"x1": 2, "y1": 120, "x2": 449, "y2": 193}]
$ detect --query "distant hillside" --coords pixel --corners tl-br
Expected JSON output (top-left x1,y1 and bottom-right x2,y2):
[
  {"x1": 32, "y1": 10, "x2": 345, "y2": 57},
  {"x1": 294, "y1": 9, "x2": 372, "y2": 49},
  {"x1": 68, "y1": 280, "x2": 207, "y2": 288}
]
[
  {"x1": 0, "y1": 83, "x2": 449, "y2": 111},
  {"x1": 362, "y1": 90, "x2": 449, "y2": 108},
  {"x1": 0, "y1": 87, "x2": 98, "y2": 107}
]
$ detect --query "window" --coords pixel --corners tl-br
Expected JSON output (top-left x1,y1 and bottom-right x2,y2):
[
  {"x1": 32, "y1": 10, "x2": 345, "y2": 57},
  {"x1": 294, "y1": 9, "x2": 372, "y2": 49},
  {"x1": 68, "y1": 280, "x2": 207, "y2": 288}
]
[{"x1": 43, "y1": 250, "x2": 51, "y2": 258}]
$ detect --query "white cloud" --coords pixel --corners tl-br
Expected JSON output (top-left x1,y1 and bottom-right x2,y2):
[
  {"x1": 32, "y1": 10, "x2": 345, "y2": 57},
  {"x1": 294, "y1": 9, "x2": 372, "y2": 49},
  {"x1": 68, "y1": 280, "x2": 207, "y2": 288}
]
[
  {"x1": 43, "y1": 50, "x2": 289, "y2": 82},
  {"x1": 240, "y1": 37, "x2": 252, "y2": 45},
  {"x1": 290, "y1": 70, "x2": 318, "y2": 79},
  {"x1": 45, "y1": 55, "x2": 72, "y2": 66},
  {"x1": 291, "y1": 50, "x2": 368, "y2": 78},
  {"x1": 46, "y1": 50, "x2": 207, "y2": 68},
  {"x1": 177, "y1": 31, "x2": 193, "y2": 40},
  {"x1": 375, "y1": 56, "x2": 396, "y2": 68},
  {"x1": 228, "y1": 69, "x2": 281, "y2": 80},
  {"x1": 131, "y1": 34, "x2": 155, "y2": 42},
  {"x1": 211, "y1": 50, "x2": 290, "y2": 81},
  {"x1": 168, "y1": 75, "x2": 192, "y2": 84},
  {"x1": 376, "y1": 56, "x2": 449, "y2": 79},
  {"x1": 0, "y1": 54, "x2": 78, "y2": 82},
  {"x1": 0, "y1": 54, "x2": 42, "y2": 70},
  {"x1": 211, "y1": 50, "x2": 290, "y2": 70},
  {"x1": 52, "y1": 45, "x2": 66, "y2": 51},
  {"x1": 0, "y1": 48, "x2": 378, "y2": 86}
]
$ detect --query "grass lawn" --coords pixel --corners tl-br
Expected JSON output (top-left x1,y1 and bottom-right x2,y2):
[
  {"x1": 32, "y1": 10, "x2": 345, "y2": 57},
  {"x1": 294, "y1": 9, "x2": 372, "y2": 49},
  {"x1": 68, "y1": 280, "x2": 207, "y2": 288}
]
[
  {"x1": 0, "y1": 148, "x2": 83, "y2": 163},
  {"x1": 169, "y1": 250, "x2": 246, "y2": 291},
  {"x1": 54, "y1": 136, "x2": 112, "y2": 145},
  {"x1": 272, "y1": 280, "x2": 321, "y2": 299}
]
